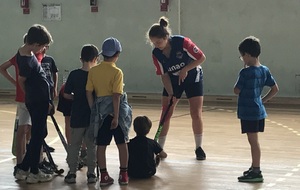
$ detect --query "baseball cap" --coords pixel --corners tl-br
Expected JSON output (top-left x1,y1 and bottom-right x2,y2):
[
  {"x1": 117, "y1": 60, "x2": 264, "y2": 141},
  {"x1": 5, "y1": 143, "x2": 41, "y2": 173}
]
[{"x1": 100, "y1": 37, "x2": 122, "y2": 57}]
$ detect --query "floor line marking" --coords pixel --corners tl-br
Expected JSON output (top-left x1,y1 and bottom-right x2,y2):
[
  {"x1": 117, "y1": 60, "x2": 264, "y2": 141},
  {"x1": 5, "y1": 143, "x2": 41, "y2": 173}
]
[
  {"x1": 276, "y1": 178, "x2": 286, "y2": 182},
  {"x1": 284, "y1": 173, "x2": 293, "y2": 177},
  {"x1": 222, "y1": 108, "x2": 300, "y2": 189},
  {"x1": 0, "y1": 111, "x2": 62, "y2": 164},
  {"x1": 266, "y1": 183, "x2": 276, "y2": 187}
]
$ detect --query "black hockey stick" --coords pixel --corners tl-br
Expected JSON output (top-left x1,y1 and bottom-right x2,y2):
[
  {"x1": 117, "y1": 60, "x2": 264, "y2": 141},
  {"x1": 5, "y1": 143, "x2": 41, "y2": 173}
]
[
  {"x1": 50, "y1": 114, "x2": 68, "y2": 152},
  {"x1": 50, "y1": 114, "x2": 85, "y2": 171},
  {"x1": 43, "y1": 140, "x2": 64, "y2": 175}
]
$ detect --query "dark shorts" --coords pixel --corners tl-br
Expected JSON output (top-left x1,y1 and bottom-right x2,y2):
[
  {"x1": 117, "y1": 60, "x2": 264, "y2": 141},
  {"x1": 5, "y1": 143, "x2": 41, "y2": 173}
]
[
  {"x1": 163, "y1": 79, "x2": 203, "y2": 98},
  {"x1": 96, "y1": 115, "x2": 126, "y2": 146},
  {"x1": 57, "y1": 94, "x2": 72, "y2": 116},
  {"x1": 241, "y1": 119, "x2": 265, "y2": 134}
]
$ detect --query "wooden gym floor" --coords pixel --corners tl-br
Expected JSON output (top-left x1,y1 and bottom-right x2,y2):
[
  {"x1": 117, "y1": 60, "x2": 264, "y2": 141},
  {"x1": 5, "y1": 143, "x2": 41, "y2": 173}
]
[{"x1": 0, "y1": 98, "x2": 299, "y2": 190}]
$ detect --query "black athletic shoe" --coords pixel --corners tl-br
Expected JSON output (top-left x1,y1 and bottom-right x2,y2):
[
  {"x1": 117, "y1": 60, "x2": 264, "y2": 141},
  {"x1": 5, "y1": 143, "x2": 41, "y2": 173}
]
[
  {"x1": 243, "y1": 167, "x2": 252, "y2": 176},
  {"x1": 64, "y1": 172, "x2": 76, "y2": 184},
  {"x1": 238, "y1": 171, "x2": 264, "y2": 183},
  {"x1": 87, "y1": 173, "x2": 98, "y2": 184},
  {"x1": 195, "y1": 147, "x2": 206, "y2": 160}
]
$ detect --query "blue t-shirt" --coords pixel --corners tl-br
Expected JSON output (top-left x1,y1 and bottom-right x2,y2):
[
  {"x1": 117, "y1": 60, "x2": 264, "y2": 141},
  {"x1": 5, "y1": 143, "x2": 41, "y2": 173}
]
[
  {"x1": 16, "y1": 51, "x2": 50, "y2": 103},
  {"x1": 235, "y1": 65, "x2": 276, "y2": 120}
]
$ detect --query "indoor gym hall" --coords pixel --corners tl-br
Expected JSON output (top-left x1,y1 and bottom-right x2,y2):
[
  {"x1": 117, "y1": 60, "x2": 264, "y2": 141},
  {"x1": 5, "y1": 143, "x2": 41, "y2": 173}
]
[{"x1": 0, "y1": 97, "x2": 299, "y2": 190}]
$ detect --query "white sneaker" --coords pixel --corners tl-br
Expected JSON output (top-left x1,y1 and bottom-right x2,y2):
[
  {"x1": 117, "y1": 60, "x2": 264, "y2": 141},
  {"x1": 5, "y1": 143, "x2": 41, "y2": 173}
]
[
  {"x1": 15, "y1": 168, "x2": 29, "y2": 180},
  {"x1": 26, "y1": 170, "x2": 53, "y2": 184}
]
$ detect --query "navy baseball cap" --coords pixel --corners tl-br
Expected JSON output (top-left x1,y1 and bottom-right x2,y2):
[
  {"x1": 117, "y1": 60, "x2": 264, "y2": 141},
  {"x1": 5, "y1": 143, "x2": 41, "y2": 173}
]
[{"x1": 100, "y1": 37, "x2": 122, "y2": 57}]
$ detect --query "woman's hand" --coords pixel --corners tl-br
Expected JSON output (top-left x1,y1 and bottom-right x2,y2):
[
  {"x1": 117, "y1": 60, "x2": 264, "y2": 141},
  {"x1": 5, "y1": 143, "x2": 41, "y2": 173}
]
[
  {"x1": 167, "y1": 94, "x2": 176, "y2": 105},
  {"x1": 178, "y1": 67, "x2": 188, "y2": 85}
]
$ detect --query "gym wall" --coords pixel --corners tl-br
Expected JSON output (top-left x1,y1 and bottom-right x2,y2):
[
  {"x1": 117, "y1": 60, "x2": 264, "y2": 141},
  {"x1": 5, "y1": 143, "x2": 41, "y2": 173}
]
[{"x1": 0, "y1": 0, "x2": 299, "y2": 99}]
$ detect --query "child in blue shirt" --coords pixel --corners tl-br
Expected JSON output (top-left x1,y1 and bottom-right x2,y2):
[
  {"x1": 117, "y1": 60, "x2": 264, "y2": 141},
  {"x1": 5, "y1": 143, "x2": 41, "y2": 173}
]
[{"x1": 234, "y1": 36, "x2": 279, "y2": 183}]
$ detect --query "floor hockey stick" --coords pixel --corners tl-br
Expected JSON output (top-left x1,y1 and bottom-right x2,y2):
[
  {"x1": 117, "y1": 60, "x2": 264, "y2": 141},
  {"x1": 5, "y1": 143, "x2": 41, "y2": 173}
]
[
  {"x1": 43, "y1": 140, "x2": 64, "y2": 175},
  {"x1": 154, "y1": 98, "x2": 173, "y2": 141},
  {"x1": 50, "y1": 114, "x2": 68, "y2": 152},
  {"x1": 50, "y1": 114, "x2": 86, "y2": 170}
]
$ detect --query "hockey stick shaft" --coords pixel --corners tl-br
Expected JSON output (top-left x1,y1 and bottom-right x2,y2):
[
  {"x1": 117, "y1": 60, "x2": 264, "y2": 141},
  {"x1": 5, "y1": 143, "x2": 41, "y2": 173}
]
[
  {"x1": 154, "y1": 98, "x2": 173, "y2": 141},
  {"x1": 50, "y1": 114, "x2": 68, "y2": 152}
]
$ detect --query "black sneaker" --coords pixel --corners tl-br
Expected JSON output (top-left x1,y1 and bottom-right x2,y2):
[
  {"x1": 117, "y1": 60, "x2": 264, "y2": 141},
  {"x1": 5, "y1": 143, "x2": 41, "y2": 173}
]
[
  {"x1": 87, "y1": 173, "x2": 98, "y2": 184},
  {"x1": 64, "y1": 172, "x2": 76, "y2": 184},
  {"x1": 243, "y1": 167, "x2": 252, "y2": 176},
  {"x1": 195, "y1": 147, "x2": 206, "y2": 160},
  {"x1": 238, "y1": 171, "x2": 264, "y2": 183}
]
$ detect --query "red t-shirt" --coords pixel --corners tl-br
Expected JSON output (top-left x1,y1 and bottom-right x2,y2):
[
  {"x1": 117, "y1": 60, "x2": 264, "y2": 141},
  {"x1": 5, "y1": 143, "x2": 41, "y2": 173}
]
[{"x1": 10, "y1": 55, "x2": 25, "y2": 102}]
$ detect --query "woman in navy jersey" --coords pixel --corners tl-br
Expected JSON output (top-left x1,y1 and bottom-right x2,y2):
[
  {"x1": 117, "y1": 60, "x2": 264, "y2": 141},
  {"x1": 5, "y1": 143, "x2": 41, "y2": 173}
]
[{"x1": 147, "y1": 16, "x2": 206, "y2": 160}]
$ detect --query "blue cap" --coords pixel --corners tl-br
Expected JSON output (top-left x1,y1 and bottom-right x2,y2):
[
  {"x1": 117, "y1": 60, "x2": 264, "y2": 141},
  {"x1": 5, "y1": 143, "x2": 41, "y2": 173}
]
[{"x1": 100, "y1": 37, "x2": 122, "y2": 57}]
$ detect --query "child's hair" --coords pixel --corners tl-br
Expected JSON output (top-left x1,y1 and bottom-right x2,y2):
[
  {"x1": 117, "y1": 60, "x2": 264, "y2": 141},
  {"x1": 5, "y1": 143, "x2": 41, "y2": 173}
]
[
  {"x1": 146, "y1": 16, "x2": 172, "y2": 43},
  {"x1": 23, "y1": 33, "x2": 27, "y2": 44},
  {"x1": 26, "y1": 24, "x2": 53, "y2": 45},
  {"x1": 133, "y1": 116, "x2": 152, "y2": 136},
  {"x1": 81, "y1": 44, "x2": 99, "y2": 62},
  {"x1": 238, "y1": 36, "x2": 261, "y2": 57}
]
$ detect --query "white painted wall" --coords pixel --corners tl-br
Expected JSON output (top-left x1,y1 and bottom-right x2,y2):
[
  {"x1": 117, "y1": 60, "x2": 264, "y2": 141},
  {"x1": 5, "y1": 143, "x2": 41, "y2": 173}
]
[{"x1": 0, "y1": 0, "x2": 299, "y2": 97}]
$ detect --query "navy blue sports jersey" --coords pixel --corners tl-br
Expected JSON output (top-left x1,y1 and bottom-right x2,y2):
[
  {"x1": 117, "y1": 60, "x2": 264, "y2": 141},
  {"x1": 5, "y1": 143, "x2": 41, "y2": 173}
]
[{"x1": 152, "y1": 35, "x2": 204, "y2": 83}]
